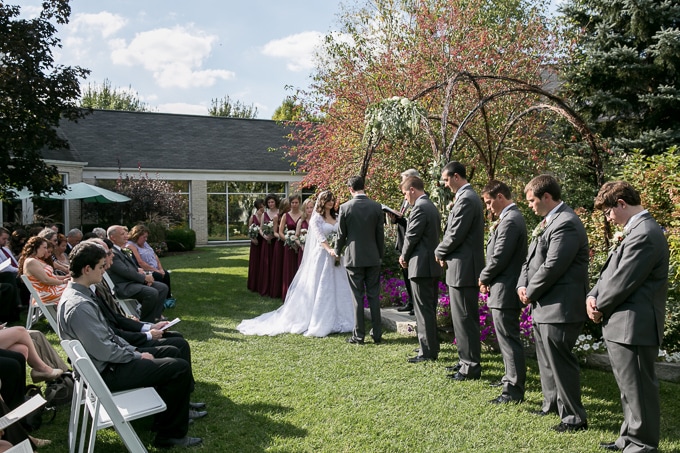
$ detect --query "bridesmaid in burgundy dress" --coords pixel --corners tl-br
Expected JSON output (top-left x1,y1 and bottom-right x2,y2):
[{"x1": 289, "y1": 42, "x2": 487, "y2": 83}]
[
  {"x1": 257, "y1": 194, "x2": 279, "y2": 296},
  {"x1": 296, "y1": 198, "x2": 314, "y2": 267},
  {"x1": 268, "y1": 198, "x2": 288, "y2": 298},
  {"x1": 279, "y1": 194, "x2": 302, "y2": 300},
  {"x1": 247, "y1": 199, "x2": 265, "y2": 292}
]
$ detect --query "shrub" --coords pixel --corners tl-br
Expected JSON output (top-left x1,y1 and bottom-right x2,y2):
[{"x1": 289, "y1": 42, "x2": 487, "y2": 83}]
[{"x1": 166, "y1": 227, "x2": 196, "y2": 252}]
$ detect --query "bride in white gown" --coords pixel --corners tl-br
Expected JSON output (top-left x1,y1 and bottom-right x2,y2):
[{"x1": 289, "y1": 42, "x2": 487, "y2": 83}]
[{"x1": 237, "y1": 190, "x2": 355, "y2": 337}]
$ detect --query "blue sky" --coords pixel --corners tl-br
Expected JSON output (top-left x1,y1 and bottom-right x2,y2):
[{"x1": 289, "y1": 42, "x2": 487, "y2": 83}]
[{"x1": 20, "y1": 1, "x2": 343, "y2": 118}]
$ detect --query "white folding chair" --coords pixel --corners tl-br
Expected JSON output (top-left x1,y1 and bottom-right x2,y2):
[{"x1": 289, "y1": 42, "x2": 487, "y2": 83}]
[
  {"x1": 5, "y1": 439, "x2": 32, "y2": 453},
  {"x1": 20, "y1": 274, "x2": 59, "y2": 332},
  {"x1": 102, "y1": 273, "x2": 140, "y2": 319},
  {"x1": 61, "y1": 340, "x2": 167, "y2": 453}
]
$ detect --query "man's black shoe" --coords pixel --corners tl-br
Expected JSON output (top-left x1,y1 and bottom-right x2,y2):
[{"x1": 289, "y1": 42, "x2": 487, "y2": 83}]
[
  {"x1": 409, "y1": 310, "x2": 415, "y2": 315},
  {"x1": 489, "y1": 381, "x2": 503, "y2": 387},
  {"x1": 407, "y1": 356, "x2": 435, "y2": 363},
  {"x1": 446, "y1": 372, "x2": 479, "y2": 381},
  {"x1": 154, "y1": 436, "x2": 203, "y2": 448},
  {"x1": 530, "y1": 409, "x2": 552, "y2": 416},
  {"x1": 552, "y1": 421, "x2": 588, "y2": 433},
  {"x1": 445, "y1": 363, "x2": 462, "y2": 373},
  {"x1": 489, "y1": 394, "x2": 523, "y2": 404},
  {"x1": 346, "y1": 336, "x2": 364, "y2": 345},
  {"x1": 599, "y1": 442, "x2": 621, "y2": 451},
  {"x1": 397, "y1": 304, "x2": 413, "y2": 312},
  {"x1": 189, "y1": 402, "x2": 206, "y2": 410},
  {"x1": 188, "y1": 409, "x2": 207, "y2": 420}
]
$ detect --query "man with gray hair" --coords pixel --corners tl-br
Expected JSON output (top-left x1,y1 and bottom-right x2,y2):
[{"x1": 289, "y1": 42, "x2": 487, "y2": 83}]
[{"x1": 65, "y1": 228, "x2": 83, "y2": 255}]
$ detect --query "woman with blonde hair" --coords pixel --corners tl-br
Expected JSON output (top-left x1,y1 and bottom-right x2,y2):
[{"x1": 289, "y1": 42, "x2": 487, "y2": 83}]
[{"x1": 127, "y1": 224, "x2": 175, "y2": 306}]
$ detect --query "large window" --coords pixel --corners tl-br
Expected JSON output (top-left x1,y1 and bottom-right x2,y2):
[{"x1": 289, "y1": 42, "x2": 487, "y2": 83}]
[{"x1": 207, "y1": 181, "x2": 286, "y2": 242}]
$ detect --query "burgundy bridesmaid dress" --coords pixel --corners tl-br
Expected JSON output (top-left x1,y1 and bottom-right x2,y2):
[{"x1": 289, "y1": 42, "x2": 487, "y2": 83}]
[
  {"x1": 247, "y1": 214, "x2": 262, "y2": 292},
  {"x1": 280, "y1": 213, "x2": 301, "y2": 300},
  {"x1": 257, "y1": 211, "x2": 274, "y2": 296},
  {"x1": 297, "y1": 219, "x2": 309, "y2": 267}
]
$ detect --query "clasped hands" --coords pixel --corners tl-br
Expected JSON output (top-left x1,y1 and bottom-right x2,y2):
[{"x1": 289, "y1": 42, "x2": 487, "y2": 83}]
[{"x1": 586, "y1": 296, "x2": 603, "y2": 323}]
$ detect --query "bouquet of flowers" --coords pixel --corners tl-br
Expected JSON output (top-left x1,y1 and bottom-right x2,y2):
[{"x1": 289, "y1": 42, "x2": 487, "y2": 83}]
[
  {"x1": 284, "y1": 229, "x2": 298, "y2": 249},
  {"x1": 326, "y1": 232, "x2": 338, "y2": 249},
  {"x1": 260, "y1": 221, "x2": 274, "y2": 237},
  {"x1": 298, "y1": 228, "x2": 308, "y2": 246},
  {"x1": 248, "y1": 223, "x2": 260, "y2": 239}
]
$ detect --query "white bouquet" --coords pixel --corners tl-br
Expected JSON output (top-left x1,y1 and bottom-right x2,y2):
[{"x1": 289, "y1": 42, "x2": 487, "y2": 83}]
[{"x1": 248, "y1": 223, "x2": 260, "y2": 239}]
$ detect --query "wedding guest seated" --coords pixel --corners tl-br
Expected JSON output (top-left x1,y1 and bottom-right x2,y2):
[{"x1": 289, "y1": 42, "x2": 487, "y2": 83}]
[
  {"x1": 65, "y1": 228, "x2": 83, "y2": 255},
  {"x1": 126, "y1": 225, "x2": 175, "y2": 307},
  {"x1": 37, "y1": 228, "x2": 68, "y2": 275},
  {"x1": 0, "y1": 228, "x2": 20, "y2": 323},
  {"x1": 106, "y1": 225, "x2": 166, "y2": 322},
  {"x1": 92, "y1": 227, "x2": 107, "y2": 239},
  {"x1": 19, "y1": 236, "x2": 69, "y2": 304},
  {"x1": 0, "y1": 326, "x2": 63, "y2": 383},
  {"x1": 52, "y1": 234, "x2": 70, "y2": 275},
  {"x1": 58, "y1": 242, "x2": 203, "y2": 448},
  {"x1": 9, "y1": 229, "x2": 28, "y2": 260}
]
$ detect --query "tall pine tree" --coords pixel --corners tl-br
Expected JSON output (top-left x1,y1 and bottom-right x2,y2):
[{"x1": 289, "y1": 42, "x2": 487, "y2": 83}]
[{"x1": 559, "y1": 0, "x2": 680, "y2": 155}]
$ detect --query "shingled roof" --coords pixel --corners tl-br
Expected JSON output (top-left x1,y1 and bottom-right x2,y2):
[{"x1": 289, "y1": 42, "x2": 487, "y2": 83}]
[{"x1": 42, "y1": 109, "x2": 295, "y2": 172}]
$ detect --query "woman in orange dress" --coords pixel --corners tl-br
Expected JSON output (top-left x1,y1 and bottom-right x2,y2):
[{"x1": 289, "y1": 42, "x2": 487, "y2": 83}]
[{"x1": 18, "y1": 237, "x2": 69, "y2": 304}]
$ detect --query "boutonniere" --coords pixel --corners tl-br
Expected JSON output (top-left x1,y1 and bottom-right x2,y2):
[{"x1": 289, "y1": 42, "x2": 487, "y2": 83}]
[
  {"x1": 531, "y1": 221, "x2": 546, "y2": 240},
  {"x1": 609, "y1": 230, "x2": 627, "y2": 253},
  {"x1": 489, "y1": 219, "x2": 500, "y2": 236},
  {"x1": 122, "y1": 247, "x2": 133, "y2": 257}
]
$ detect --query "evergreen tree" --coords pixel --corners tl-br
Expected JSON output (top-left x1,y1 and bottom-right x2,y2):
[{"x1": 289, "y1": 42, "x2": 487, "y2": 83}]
[
  {"x1": 559, "y1": 0, "x2": 680, "y2": 155},
  {"x1": 80, "y1": 79, "x2": 152, "y2": 111},
  {"x1": 208, "y1": 95, "x2": 258, "y2": 118}
]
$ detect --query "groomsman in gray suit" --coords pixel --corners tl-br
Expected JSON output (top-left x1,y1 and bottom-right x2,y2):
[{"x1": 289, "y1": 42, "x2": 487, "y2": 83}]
[
  {"x1": 335, "y1": 176, "x2": 385, "y2": 345},
  {"x1": 587, "y1": 181, "x2": 668, "y2": 453},
  {"x1": 478, "y1": 180, "x2": 527, "y2": 403},
  {"x1": 517, "y1": 174, "x2": 588, "y2": 432},
  {"x1": 398, "y1": 176, "x2": 441, "y2": 362},
  {"x1": 435, "y1": 161, "x2": 485, "y2": 381}
]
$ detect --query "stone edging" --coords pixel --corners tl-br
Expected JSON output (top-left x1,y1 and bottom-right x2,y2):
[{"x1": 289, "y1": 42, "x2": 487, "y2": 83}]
[{"x1": 584, "y1": 353, "x2": 680, "y2": 383}]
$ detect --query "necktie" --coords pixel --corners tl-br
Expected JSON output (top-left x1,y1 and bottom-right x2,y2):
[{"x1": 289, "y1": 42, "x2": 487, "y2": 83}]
[{"x1": 0, "y1": 247, "x2": 18, "y2": 267}]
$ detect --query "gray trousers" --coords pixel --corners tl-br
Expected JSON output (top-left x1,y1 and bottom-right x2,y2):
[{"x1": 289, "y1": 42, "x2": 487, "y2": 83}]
[
  {"x1": 346, "y1": 265, "x2": 381, "y2": 341},
  {"x1": 411, "y1": 277, "x2": 439, "y2": 359},
  {"x1": 449, "y1": 286, "x2": 481, "y2": 378},
  {"x1": 606, "y1": 340, "x2": 660, "y2": 453},
  {"x1": 533, "y1": 321, "x2": 587, "y2": 424},
  {"x1": 491, "y1": 308, "x2": 526, "y2": 399}
]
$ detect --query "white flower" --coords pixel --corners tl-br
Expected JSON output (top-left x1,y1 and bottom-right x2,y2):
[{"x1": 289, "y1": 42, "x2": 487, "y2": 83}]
[
  {"x1": 582, "y1": 343, "x2": 591, "y2": 351},
  {"x1": 578, "y1": 334, "x2": 586, "y2": 342}
]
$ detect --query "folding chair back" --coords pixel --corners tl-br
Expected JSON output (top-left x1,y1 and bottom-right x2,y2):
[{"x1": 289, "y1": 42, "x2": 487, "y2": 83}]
[
  {"x1": 20, "y1": 274, "x2": 59, "y2": 332},
  {"x1": 60, "y1": 340, "x2": 166, "y2": 453},
  {"x1": 102, "y1": 273, "x2": 140, "y2": 318}
]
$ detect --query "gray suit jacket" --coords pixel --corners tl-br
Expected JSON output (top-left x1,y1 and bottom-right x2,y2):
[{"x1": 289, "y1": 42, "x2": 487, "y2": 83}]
[
  {"x1": 336, "y1": 194, "x2": 384, "y2": 267},
  {"x1": 517, "y1": 203, "x2": 588, "y2": 323},
  {"x1": 435, "y1": 185, "x2": 485, "y2": 287},
  {"x1": 589, "y1": 213, "x2": 668, "y2": 345},
  {"x1": 401, "y1": 195, "x2": 441, "y2": 279},
  {"x1": 479, "y1": 205, "x2": 527, "y2": 309},
  {"x1": 108, "y1": 247, "x2": 146, "y2": 297}
]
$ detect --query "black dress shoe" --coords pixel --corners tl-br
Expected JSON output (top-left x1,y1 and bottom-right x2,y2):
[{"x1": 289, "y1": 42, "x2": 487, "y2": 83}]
[
  {"x1": 489, "y1": 381, "x2": 503, "y2": 387},
  {"x1": 552, "y1": 421, "x2": 588, "y2": 433},
  {"x1": 445, "y1": 363, "x2": 462, "y2": 373},
  {"x1": 346, "y1": 336, "x2": 364, "y2": 345},
  {"x1": 409, "y1": 310, "x2": 415, "y2": 315},
  {"x1": 407, "y1": 356, "x2": 435, "y2": 363},
  {"x1": 397, "y1": 304, "x2": 413, "y2": 312},
  {"x1": 188, "y1": 409, "x2": 207, "y2": 420},
  {"x1": 446, "y1": 372, "x2": 479, "y2": 381},
  {"x1": 189, "y1": 401, "x2": 206, "y2": 410},
  {"x1": 154, "y1": 436, "x2": 203, "y2": 448},
  {"x1": 530, "y1": 409, "x2": 552, "y2": 416},
  {"x1": 599, "y1": 442, "x2": 621, "y2": 451},
  {"x1": 489, "y1": 394, "x2": 523, "y2": 404}
]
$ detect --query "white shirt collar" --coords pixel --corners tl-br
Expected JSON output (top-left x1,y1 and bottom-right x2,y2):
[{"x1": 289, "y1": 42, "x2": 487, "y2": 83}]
[
  {"x1": 499, "y1": 203, "x2": 515, "y2": 219},
  {"x1": 545, "y1": 201, "x2": 564, "y2": 224},
  {"x1": 624, "y1": 209, "x2": 648, "y2": 233}
]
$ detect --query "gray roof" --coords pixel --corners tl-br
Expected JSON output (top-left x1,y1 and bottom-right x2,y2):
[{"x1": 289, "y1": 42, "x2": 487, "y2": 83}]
[{"x1": 42, "y1": 109, "x2": 295, "y2": 172}]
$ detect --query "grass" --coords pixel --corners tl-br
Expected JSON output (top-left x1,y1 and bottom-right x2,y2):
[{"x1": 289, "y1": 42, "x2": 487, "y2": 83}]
[{"x1": 32, "y1": 246, "x2": 680, "y2": 452}]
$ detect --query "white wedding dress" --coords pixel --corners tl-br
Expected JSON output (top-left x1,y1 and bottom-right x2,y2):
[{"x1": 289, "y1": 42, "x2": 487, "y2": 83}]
[{"x1": 237, "y1": 211, "x2": 355, "y2": 337}]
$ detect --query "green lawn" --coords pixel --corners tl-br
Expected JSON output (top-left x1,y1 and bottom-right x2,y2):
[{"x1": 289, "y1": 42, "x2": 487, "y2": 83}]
[{"x1": 34, "y1": 246, "x2": 680, "y2": 452}]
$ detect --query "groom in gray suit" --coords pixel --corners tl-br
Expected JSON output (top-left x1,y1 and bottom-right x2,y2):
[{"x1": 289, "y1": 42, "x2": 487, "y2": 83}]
[
  {"x1": 587, "y1": 181, "x2": 668, "y2": 453},
  {"x1": 335, "y1": 176, "x2": 385, "y2": 344},
  {"x1": 399, "y1": 176, "x2": 441, "y2": 362},
  {"x1": 517, "y1": 174, "x2": 588, "y2": 432},
  {"x1": 479, "y1": 180, "x2": 527, "y2": 403},
  {"x1": 435, "y1": 161, "x2": 485, "y2": 381}
]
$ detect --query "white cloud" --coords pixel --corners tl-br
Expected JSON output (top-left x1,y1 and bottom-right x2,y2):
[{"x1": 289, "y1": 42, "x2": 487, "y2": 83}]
[
  {"x1": 157, "y1": 102, "x2": 209, "y2": 116},
  {"x1": 69, "y1": 12, "x2": 127, "y2": 38},
  {"x1": 110, "y1": 26, "x2": 235, "y2": 88},
  {"x1": 261, "y1": 31, "x2": 325, "y2": 72}
]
